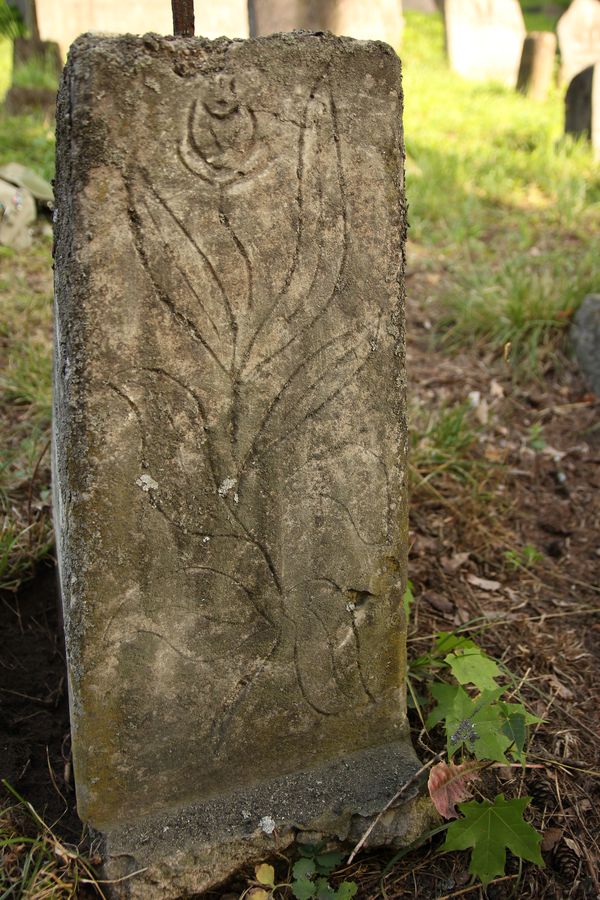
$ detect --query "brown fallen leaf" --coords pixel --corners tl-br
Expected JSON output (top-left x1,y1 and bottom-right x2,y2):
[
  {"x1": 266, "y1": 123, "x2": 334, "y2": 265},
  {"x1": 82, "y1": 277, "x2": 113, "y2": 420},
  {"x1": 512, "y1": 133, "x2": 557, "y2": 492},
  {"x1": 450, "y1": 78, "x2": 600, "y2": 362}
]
[
  {"x1": 428, "y1": 761, "x2": 481, "y2": 819},
  {"x1": 541, "y1": 827, "x2": 564, "y2": 853},
  {"x1": 490, "y1": 379, "x2": 504, "y2": 399},
  {"x1": 547, "y1": 675, "x2": 574, "y2": 700},
  {"x1": 466, "y1": 573, "x2": 501, "y2": 592},
  {"x1": 441, "y1": 551, "x2": 470, "y2": 573},
  {"x1": 411, "y1": 533, "x2": 439, "y2": 556},
  {"x1": 423, "y1": 590, "x2": 454, "y2": 614}
]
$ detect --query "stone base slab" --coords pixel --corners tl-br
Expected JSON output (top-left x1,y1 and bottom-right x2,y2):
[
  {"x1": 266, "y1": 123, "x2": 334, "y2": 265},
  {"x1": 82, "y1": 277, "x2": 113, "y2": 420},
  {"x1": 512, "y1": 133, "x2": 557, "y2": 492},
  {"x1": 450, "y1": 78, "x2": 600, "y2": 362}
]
[{"x1": 99, "y1": 739, "x2": 435, "y2": 898}]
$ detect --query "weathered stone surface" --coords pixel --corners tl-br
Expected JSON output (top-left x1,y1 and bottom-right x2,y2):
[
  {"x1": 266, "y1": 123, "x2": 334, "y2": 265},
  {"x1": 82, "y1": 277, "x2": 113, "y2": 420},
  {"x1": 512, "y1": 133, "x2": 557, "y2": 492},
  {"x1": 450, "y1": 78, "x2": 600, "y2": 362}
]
[
  {"x1": 249, "y1": 0, "x2": 404, "y2": 47},
  {"x1": 517, "y1": 31, "x2": 557, "y2": 101},
  {"x1": 557, "y1": 0, "x2": 600, "y2": 86},
  {"x1": 30, "y1": 0, "x2": 249, "y2": 57},
  {"x1": 54, "y1": 31, "x2": 421, "y2": 893},
  {"x1": 571, "y1": 295, "x2": 600, "y2": 396},
  {"x1": 444, "y1": 0, "x2": 526, "y2": 87},
  {"x1": 565, "y1": 63, "x2": 600, "y2": 159}
]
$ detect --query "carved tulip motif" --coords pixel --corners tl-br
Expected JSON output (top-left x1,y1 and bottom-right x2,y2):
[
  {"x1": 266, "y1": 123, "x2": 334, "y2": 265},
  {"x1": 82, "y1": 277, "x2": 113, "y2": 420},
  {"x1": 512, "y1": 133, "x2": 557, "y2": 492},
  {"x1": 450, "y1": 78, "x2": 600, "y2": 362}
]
[{"x1": 116, "y1": 69, "x2": 393, "y2": 746}]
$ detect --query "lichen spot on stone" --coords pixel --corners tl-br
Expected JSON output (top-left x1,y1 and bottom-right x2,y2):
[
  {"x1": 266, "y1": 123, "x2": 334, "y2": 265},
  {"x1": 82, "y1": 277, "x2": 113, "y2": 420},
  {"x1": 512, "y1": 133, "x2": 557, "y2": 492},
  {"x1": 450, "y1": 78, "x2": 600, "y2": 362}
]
[
  {"x1": 218, "y1": 476, "x2": 237, "y2": 498},
  {"x1": 136, "y1": 474, "x2": 158, "y2": 492}
]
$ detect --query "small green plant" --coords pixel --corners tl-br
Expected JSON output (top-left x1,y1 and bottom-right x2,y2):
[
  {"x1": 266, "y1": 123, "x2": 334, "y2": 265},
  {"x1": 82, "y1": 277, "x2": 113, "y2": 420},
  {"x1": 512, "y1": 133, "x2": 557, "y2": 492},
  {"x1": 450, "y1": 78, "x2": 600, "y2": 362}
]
[
  {"x1": 290, "y1": 846, "x2": 357, "y2": 900},
  {"x1": 504, "y1": 543, "x2": 543, "y2": 570},
  {"x1": 244, "y1": 848, "x2": 357, "y2": 900},
  {"x1": 443, "y1": 794, "x2": 544, "y2": 885},
  {"x1": 527, "y1": 423, "x2": 546, "y2": 450},
  {"x1": 409, "y1": 628, "x2": 544, "y2": 884}
]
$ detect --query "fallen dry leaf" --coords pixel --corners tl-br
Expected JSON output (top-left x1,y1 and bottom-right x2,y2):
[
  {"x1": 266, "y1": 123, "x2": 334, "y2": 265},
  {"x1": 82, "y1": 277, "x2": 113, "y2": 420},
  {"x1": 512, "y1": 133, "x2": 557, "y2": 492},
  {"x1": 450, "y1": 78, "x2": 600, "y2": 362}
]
[
  {"x1": 541, "y1": 827, "x2": 564, "y2": 853},
  {"x1": 423, "y1": 590, "x2": 454, "y2": 614},
  {"x1": 428, "y1": 761, "x2": 481, "y2": 819},
  {"x1": 441, "y1": 551, "x2": 470, "y2": 573},
  {"x1": 466, "y1": 574, "x2": 501, "y2": 592},
  {"x1": 564, "y1": 837, "x2": 583, "y2": 857},
  {"x1": 547, "y1": 675, "x2": 574, "y2": 700},
  {"x1": 490, "y1": 379, "x2": 504, "y2": 399}
]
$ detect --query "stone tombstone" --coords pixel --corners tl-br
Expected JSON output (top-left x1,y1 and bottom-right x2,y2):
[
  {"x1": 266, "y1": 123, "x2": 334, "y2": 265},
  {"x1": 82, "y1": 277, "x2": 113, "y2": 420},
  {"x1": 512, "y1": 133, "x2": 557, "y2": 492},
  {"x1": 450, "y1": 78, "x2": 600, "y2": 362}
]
[
  {"x1": 557, "y1": 0, "x2": 600, "y2": 86},
  {"x1": 249, "y1": 0, "x2": 404, "y2": 48},
  {"x1": 28, "y1": 0, "x2": 249, "y2": 58},
  {"x1": 13, "y1": 36, "x2": 62, "y2": 75},
  {"x1": 444, "y1": 0, "x2": 526, "y2": 87},
  {"x1": 517, "y1": 31, "x2": 557, "y2": 101},
  {"x1": 54, "y1": 31, "x2": 424, "y2": 896},
  {"x1": 565, "y1": 63, "x2": 600, "y2": 159}
]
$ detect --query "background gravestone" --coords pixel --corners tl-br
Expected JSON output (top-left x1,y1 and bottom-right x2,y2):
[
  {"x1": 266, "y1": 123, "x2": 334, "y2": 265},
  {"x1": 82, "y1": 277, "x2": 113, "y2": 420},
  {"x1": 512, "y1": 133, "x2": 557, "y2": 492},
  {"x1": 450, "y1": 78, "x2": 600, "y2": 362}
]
[
  {"x1": 53, "y1": 31, "x2": 425, "y2": 897},
  {"x1": 565, "y1": 63, "x2": 600, "y2": 159},
  {"x1": 249, "y1": 0, "x2": 404, "y2": 47},
  {"x1": 444, "y1": 0, "x2": 526, "y2": 87},
  {"x1": 517, "y1": 31, "x2": 556, "y2": 101},
  {"x1": 12, "y1": 0, "x2": 249, "y2": 58},
  {"x1": 571, "y1": 295, "x2": 600, "y2": 396},
  {"x1": 3, "y1": 35, "x2": 62, "y2": 118},
  {"x1": 557, "y1": 0, "x2": 600, "y2": 86}
]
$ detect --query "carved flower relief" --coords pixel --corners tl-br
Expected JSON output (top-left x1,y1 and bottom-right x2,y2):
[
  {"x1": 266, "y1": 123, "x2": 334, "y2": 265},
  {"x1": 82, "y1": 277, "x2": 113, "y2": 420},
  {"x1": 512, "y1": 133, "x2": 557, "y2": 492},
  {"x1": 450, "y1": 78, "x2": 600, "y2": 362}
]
[{"x1": 179, "y1": 73, "x2": 265, "y2": 185}]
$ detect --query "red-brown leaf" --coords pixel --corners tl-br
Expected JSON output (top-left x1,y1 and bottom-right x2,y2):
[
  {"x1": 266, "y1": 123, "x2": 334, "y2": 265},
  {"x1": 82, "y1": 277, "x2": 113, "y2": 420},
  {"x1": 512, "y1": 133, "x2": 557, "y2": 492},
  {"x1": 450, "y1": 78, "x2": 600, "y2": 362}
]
[{"x1": 428, "y1": 761, "x2": 481, "y2": 820}]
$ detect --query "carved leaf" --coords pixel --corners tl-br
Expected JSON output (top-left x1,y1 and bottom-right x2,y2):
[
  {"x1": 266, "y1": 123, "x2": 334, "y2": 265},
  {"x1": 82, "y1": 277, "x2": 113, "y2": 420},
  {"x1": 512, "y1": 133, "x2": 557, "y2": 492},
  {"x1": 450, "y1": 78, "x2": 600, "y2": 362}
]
[
  {"x1": 242, "y1": 77, "x2": 350, "y2": 378},
  {"x1": 128, "y1": 168, "x2": 235, "y2": 375}
]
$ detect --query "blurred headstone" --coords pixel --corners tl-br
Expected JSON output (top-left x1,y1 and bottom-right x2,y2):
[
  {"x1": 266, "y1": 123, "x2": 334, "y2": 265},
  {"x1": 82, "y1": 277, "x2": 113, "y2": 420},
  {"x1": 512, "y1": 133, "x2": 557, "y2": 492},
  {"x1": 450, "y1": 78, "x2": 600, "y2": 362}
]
[
  {"x1": 403, "y1": 0, "x2": 439, "y2": 12},
  {"x1": 571, "y1": 294, "x2": 600, "y2": 395},
  {"x1": 13, "y1": 35, "x2": 61, "y2": 73},
  {"x1": 0, "y1": 162, "x2": 53, "y2": 204},
  {"x1": 3, "y1": 84, "x2": 56, "y2": 117},
  {"x1": 517, "y1": 31, "x2": 556, "y2": 100},
  {"x1": 249, "y1": 0, "x2": 404, "y2": 47},
  {"x1": 54, "y1": 30, "x2": 423, "y2": 898},
  {"x1": 444, "y1": 0, "x2": 526, "y2": 87},
  {"x1": 565, "y1": 63, "x2": 600, "y2": 158},
  {"x1": 25, "y1": 0, "x2": 249, "y2": 58},
  {"x1": 557, "y1": 0, "x2": 600, "y2": 86},
  {"x1": 0, "y1": 178, "x2": 36, "y2": 249}
]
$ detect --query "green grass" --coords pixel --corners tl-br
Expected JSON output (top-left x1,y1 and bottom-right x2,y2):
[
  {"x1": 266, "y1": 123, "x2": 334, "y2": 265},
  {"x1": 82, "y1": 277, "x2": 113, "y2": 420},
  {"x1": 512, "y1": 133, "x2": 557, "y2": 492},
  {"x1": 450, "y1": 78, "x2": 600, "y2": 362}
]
[
  {"x1": 401, "y1": 12, "x2": 600, "y2": 373},
  {"x1": 12, "y1": 49, "x2": 60, "y2": 90},
  {"x1": 1, "y1": 782, "x2": 103, "y2": 898},
  {"x1": 0, "y1": 111, "x2": 55, "y2": 179},
  {"x1": 0, "y1": 240, "x2": 53, "y2": 590}
]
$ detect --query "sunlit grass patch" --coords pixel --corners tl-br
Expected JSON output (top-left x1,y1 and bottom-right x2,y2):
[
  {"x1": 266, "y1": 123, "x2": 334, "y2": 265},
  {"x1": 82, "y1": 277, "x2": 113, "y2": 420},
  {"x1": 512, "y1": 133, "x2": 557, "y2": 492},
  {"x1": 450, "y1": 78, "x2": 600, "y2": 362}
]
[
  {"x1": 402, "y1": 12, "x2": 600, "y2": 373},
  {"x1": 0, "y1": 111, "x2": 55, "y2": 180},
  {"x1": 0, "y1": 239, "x2": 53, "y2": 590},
  {"x1": 438, "y1": 248, "x2": 598, "y2": 372},
  {"x1": 12, "y1": 48, "x2": 59, "y2": 91}
]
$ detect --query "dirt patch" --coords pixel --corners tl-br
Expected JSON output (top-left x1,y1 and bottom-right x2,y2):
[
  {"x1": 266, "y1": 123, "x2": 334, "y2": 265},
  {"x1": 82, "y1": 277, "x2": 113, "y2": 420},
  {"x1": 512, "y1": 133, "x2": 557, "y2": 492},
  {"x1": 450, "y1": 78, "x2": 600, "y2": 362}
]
[{"x1": 0, "y1": 564, "x2": 80, "y2": 841}]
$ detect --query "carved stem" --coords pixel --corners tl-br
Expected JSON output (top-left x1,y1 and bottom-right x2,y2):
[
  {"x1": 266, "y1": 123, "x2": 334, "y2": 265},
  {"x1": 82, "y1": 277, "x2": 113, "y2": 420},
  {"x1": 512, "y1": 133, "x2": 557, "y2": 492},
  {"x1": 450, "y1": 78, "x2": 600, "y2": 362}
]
[{"x1": 171, "y1": 0, "x2": 195, "y2": 36}]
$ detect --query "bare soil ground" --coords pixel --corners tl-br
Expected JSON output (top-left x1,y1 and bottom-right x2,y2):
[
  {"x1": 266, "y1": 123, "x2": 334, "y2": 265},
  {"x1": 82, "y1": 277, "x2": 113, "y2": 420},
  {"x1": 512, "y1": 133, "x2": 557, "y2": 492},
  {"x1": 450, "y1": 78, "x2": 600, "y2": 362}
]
[{"x1": 1, "y1": 255, "x2": 598, "y2": 898}]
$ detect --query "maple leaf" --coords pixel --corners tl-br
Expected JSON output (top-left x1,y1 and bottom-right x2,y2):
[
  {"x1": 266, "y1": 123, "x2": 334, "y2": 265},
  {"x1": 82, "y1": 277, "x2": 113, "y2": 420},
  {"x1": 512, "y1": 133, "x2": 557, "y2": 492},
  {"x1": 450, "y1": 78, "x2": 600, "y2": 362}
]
[
  {"x1": 445, "y1": 647, "x2": 501, "y2": 691},
  {"x1": 428, "y1": 761, "x2": 482, "y2": 819},
  {"x1": 442, "y1": 794, "x2": 544, "y2": 884}
]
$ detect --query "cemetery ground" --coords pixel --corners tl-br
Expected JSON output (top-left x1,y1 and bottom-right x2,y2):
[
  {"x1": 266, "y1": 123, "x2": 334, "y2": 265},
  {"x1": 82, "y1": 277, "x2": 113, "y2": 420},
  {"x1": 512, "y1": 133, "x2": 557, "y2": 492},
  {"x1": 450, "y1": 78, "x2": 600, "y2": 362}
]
[{"x1": 0, "y1": 10, "x2": 599, "y2": 899}]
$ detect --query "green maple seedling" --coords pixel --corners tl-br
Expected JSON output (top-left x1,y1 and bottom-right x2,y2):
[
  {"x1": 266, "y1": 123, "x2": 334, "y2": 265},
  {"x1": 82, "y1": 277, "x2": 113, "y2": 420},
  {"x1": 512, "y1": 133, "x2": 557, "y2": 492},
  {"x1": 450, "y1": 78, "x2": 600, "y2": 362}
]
[{"x1": 442, "y1": 795, "x2": 544, "y2": 884}]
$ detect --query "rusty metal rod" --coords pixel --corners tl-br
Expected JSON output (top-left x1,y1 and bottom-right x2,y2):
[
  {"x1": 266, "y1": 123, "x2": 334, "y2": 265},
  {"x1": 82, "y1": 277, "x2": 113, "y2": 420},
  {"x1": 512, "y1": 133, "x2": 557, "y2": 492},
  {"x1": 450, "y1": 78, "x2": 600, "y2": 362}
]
[{"x1": 171, "y1": 0, "x2": 195, "y2": 36}]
